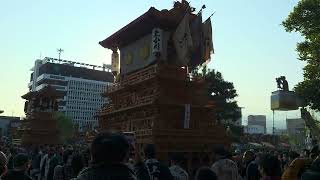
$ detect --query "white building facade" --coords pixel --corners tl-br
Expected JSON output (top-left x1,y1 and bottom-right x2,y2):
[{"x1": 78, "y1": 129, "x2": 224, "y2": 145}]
[
  {"x1": 248, "y1": 115, "x2": 267, "y2": 134},
  {"x1": 28, "y1": 57, "x2": 113, "y2": 131},
  {"x1": 286, "y1": 118, "x2": 306, "y2": 147},
  {"x1": 244, "y1": 125, "x2": 265, "y2": 134},
  {"x1": 286, "y1": 118, "x2": 306, "y2": 135}
]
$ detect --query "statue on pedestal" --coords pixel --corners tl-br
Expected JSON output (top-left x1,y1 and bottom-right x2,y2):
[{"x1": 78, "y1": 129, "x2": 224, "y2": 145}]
[{"x1": 276, "y1": 76, "x2": 289, "y2": 91}]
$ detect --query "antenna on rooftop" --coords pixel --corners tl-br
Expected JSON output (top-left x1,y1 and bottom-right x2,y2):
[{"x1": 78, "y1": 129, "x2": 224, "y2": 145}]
[{"x1": 57, "y1": 48, "x2": 64, "y2": 60}]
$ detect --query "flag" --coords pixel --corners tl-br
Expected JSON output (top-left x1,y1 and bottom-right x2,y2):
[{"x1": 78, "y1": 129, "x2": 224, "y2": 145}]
[
  {"x1": 173, "y1": 13, "x2": 193, "y2": 66},
  {"x1": 190, "y1": 12, "x2": 203, "y2": 67},
  {"x1": 191, "y1": 13, "x2": 202, "y2": 48},
  {"x1": 202, "y1": 18, "x2": 214, "y2": 63}
]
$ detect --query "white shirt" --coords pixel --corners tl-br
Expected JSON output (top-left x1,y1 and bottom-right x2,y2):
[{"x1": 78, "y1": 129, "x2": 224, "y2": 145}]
[{"x1": 170, "y1": 165, "x2": 188, "y2": 180}]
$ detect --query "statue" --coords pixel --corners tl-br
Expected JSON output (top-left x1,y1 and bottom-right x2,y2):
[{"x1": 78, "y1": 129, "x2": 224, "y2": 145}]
[{"x1": 276, "y1": 76, "x2": 289, "y2": 91}]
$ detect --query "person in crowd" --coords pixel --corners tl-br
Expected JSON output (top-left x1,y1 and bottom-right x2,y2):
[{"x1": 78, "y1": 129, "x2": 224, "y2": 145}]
[
  {"x1": 70, "y1": 154, "x2": 84, "y2": 178},
  {"x1": 53, "y1": 149, "x2": 74, "y2": 180},
  {"x1": 169, "y1": 153, "x2": 188, "y2": 180},
  {"x1": 280, "y1": 153, "x2": 288, "y2": 171},
  {"x1": 194, "y1": 167, "x2": 217, "y2": 180},
  {"x1": 289, "y1": 151, "x2": 300, "y2": 163},
  {"x1": 2, "y1": 153, "x2": 32, "y2": 180},
  {"x1": 40, "y1": 145, "x2": 60, "y2": 180},
  {"x1": 80, "y1": 149, "x2": 90, "y2": 168},
  {"x1": 281, "y1": 151, "x2": 312, "y2": 180},
  {"x1": 310, "y1": 140, "x2": 319, "y2": 155},
  {"x1": 301, "y1": 157, "x2": 320, "y2": 180},
  {"x1": 243, "y1": 150, "x2": 260, "y2": 180},
  {"x1": 0, "y1": 151, "x2": 8, "y2": 179},
  {"x1": 134, "y1": 144, "x2": 173, "y2": 180},
  {"x1": 39, "y1": 145, "x2": 49, "y2": 180},
  {"x1": 259, "y1": 154, "x2": 281, "y2": 180},
  {"x1": 30, "y1": 146, "x2": 42, "y2": 180},
  {"x1": 211, "y1": 145, "x2": 239, "y2": 180},
  {"x1": 73, "y1": 132, "x2": 136, "y2": 180},
  {"x1": 303, "y1": 149, "x2": 310, "y2": 158},
  {"x1": 55, "y1": 146, "x2": 64, "y2": 166},
  {"x1": 7, "y1": 148, "x2": 17, "y2": 170}
]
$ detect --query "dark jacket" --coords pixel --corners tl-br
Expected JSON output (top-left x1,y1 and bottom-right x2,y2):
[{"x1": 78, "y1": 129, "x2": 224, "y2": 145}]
[
  {"x1": 134, "y1": 159, "x2": 174, "y2": 180},
  {"x1": 73, "y1": 163, "x2": 137, "y2": 180},
  {"x1": 2, "y1": 170, "x2": 32, "y2": 180}
]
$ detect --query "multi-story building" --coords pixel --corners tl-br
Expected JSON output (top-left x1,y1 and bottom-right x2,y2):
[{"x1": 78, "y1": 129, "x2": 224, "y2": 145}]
[
  {"x1": 28, "y1": 57, "x2": 113, "y2": 131},
  {"x1": 248, "y1": 115, "x2": 267, "y2": 134},
  {"x1": 286, "y1": 118, "x2": 306, "y2": 146},
  {"x1": 286, "y1": 118, "x2": 305, "y2": 135}
]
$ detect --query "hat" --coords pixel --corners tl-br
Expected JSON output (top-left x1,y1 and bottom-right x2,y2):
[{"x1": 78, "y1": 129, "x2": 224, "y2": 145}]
[
  {"x1": 13, "y1": 153, "x2": 29, "y2": 168},
  {"x1": 0, "y1": 151, "x2": 7, "y2": 167}
]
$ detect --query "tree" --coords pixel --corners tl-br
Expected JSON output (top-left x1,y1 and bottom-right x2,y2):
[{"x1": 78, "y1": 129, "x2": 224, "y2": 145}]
[
  {"x1": 54, "y1": 112, "x2": 74, "y2": 143},
  {"x1": 282, "y1": 0, "x2": 320, "y2": 111},
  {"x1": 192, "y1": 66, "x2": 241, "y2": 123}
]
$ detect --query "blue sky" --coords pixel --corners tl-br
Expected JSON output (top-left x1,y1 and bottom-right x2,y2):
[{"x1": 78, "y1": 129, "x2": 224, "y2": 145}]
[{"x1": 0, "y1": 0, "x2": 304, "y2": 131}]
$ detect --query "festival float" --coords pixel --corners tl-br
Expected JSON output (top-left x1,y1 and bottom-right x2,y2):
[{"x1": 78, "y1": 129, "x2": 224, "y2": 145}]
[
  {"x1": 98, "y1": 0, "x2": 230, "y2": 171},
  {"x1": 20, "y1": 85, "x2": 62, "y2": 145}
]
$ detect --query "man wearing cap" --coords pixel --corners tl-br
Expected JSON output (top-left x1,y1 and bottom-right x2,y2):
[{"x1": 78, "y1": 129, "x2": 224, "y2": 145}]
[{"x1": 2, "y1": 153, "x2": 32, "y2": 180}]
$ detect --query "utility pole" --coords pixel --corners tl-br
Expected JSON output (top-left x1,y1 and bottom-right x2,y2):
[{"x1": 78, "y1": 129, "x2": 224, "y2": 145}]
[
  {"x1": 57, "y1": 48, "x2": 64, "y2": 60},
  {"x1": 272, "y1": 110, "x2": 276, "y2": 144}
]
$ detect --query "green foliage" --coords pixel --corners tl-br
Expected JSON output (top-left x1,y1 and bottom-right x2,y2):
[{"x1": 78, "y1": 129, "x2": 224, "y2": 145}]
[
  {"x1": 54, "y1": 112, "x2": 74, "y2": 143},
  {"x1": 282, "y1": 0, "x2": 320, "y2": 111},
  {"x1": 279, "y1": 134, "x2": 289, "y2": 142},
  {"x1": 192, "y1": 66, "x2": 241, "y2": 122},
  {"x1": 228, "y1": 124, "x2": 244, "y2": 142}
]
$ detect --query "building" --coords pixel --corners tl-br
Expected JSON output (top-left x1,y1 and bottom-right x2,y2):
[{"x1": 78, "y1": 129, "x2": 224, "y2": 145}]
[
  {"x1": 248, "y1": 115, "x2": 267, "y2": 134},
  {"x1": 286, "y1": 118, "x2": 306, "y2": 146},
  {"x1": 0, "y1": 116, "x2": 21, "y2": 137},
  {"x1": 286, "y1": 118, "x2": 305, "y2": 135},
  {"x1": 244, "y1": 125, "x2": 265, "y2": 134},
  {"x1": 28, "y1": 57, "x2": 113, "y2": 131}
]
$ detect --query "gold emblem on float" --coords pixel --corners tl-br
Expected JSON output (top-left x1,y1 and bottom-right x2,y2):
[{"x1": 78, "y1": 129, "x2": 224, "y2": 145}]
[
  {"x1": 124, "y1": 51, "x2": 133, "y2": 65},
  {"x1": 139, "y1": 43, "x2": 150, "y2": 60}
]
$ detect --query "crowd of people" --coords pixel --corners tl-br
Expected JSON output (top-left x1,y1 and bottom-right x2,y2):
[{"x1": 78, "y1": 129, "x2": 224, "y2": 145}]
[{"x1": 0, "y1": 132, "x2": 319, "y2": 180}]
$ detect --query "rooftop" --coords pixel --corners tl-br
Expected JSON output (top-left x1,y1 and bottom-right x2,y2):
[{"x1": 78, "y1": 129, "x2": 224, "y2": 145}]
[
  {"x1": 38, "y1": 61, "x2": 114, "y2": 82},
  {"x1": 99, "y1": 1, "x2": 195, "y2": 49},
  {"x1": 22, "y1": 85, "x2": 64, "y2": 100}
]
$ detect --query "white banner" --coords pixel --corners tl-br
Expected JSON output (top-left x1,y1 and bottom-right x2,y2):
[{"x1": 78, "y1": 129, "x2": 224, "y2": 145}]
[
  {"x1": 111, "y1": 51, "x2": 119, "y2": 74},
  {"x1": 152, "y1": 28, "x2": 163, "y2": 55}
]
